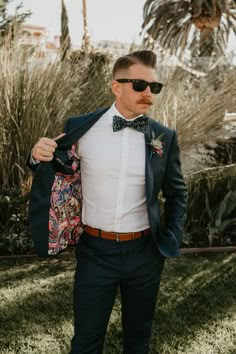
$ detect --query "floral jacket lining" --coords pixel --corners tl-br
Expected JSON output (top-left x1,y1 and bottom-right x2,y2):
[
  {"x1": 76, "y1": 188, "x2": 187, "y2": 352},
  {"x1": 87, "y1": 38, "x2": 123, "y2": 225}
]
[{"x1": 48, "y1": 142, "x2": 83, "y2": 255}]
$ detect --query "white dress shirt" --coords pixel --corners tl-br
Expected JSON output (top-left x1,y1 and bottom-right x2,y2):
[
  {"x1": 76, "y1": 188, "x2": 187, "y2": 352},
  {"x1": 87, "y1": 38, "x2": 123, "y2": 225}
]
[{"x1": 77, "y1": 103, "x2": 149, "y2": 232}]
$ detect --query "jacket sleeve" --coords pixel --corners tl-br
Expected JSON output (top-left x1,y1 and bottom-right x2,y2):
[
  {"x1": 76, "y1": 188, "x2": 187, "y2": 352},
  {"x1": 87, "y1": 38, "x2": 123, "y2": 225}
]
[
  {"x1": 26, "y1": 153, "x2": 39, "y2": 172},
  {"x1": 162, "y1": 131, "x2": 187, "y2": 247}
]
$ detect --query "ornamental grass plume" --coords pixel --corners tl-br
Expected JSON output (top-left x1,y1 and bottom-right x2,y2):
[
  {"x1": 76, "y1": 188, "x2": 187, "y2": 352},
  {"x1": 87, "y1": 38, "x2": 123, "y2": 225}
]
[{"x1": 0, "y1": 39, "x2": 112, "y2": 190}]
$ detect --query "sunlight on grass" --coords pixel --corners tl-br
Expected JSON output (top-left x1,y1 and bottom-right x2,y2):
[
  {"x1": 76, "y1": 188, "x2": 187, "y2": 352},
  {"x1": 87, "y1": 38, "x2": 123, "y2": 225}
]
[
  {"x1": 150, "y1": 254, "x2": 236, "y2": 354},
  {"x1": 0, "y1": 257, "x2": 75, "y2": 354},
  {"x1": 0, "y1": 253, "x2": 235, "y2": 354},
  {"x1": 177, "y1": 313, "x2": 236, "y2": 354}
]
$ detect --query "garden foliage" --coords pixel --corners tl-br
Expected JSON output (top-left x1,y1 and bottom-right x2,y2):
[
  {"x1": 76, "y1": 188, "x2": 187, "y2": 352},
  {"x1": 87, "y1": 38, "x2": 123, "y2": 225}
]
[{"x1": 0, "y1": 36, "x2": 236, "y2": 253}]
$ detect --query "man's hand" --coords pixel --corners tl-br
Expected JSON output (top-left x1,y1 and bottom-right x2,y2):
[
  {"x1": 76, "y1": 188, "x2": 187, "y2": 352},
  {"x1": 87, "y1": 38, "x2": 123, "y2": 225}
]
[{"x1": 32, "y1": 133, "x2": 65, "y2": 162}]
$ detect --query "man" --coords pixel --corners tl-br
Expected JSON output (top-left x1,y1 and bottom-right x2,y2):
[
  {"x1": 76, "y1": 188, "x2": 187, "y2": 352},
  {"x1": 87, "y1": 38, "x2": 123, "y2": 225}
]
[{"x1": 29, "y1": 50, "x2": 187, "y2": 354}]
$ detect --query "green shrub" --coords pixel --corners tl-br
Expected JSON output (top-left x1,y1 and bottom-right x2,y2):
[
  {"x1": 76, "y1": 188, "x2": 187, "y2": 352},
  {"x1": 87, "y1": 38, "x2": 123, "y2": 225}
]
[
  {"x1": 0, "y1": 188, "x2": 33, "y2": 254},
  {"x1": 0, "y1": 42, "x2": 113, "y2": 255},
  {"x1": 185, "y1": 164, "x2": 236, "y2": 247}
]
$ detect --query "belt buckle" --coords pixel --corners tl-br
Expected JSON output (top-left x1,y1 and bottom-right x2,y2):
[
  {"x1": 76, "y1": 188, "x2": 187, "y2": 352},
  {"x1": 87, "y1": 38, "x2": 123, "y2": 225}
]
[{"x1": 116, "y1": 233, "x2": 120, "y2": 242}]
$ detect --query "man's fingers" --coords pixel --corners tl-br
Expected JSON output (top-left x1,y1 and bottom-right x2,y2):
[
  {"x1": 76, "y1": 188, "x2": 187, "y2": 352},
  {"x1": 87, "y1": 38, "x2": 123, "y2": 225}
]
[
  {"x1": 32, "y1": 134, "x2": 65, "y2": 162},
  {"x1": 32, "y1": 137, "x2": 56, "y2": 161},
  {"x1": 39, "y1": 137, "x2": 58, "y2": 148},
  {"x1": 37, "y1": 155, "x2": 54, "y2": 162},
  {"x1": 37, "y1": 144, "x2": 56, "y2": 154},
  {"x1": 38, "y1": 148, "x2": 55, "y2": 157},
  {"x1": 32, "y1": 147, "x2": 54, "y2": 161}
]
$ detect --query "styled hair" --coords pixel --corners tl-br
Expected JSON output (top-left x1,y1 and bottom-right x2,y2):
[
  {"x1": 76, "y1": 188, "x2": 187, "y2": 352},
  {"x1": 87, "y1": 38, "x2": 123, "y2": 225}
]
[{"x1": 112, "y1": 50, "x2": 157, "y2": 78}]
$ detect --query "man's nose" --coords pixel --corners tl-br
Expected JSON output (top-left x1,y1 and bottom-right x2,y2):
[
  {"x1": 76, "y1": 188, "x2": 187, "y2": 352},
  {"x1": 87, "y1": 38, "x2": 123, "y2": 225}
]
[{"x1": 141, "y1": 85, "x2": 152, "y2": 95}]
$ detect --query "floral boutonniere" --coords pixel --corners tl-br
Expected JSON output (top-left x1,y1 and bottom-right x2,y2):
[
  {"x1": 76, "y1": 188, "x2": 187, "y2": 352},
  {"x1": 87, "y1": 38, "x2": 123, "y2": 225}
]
[{"x1": 148, "y1": 132, "x2": 165, "y2": 160}]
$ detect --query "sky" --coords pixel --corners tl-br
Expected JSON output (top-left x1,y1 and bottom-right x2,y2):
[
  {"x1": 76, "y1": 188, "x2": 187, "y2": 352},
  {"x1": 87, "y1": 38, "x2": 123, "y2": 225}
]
[
  {"x1": 7, "y1": 0, "x2": 236, "y2": 51},
  {"x1": 8, "y1": 0, "x2": 145, "y2": 46}
]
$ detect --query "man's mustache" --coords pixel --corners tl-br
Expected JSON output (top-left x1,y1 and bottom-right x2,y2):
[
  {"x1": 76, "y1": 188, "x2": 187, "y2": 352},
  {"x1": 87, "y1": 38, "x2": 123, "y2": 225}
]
[{"x1": 137, "y1": 98, "x2": 153, "y2": 105}]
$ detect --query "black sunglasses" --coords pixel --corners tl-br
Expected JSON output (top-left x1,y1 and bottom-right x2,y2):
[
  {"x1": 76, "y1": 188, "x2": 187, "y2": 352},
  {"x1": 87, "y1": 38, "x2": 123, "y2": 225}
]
[{"x1": 116, "y1": 79, "x2": 164, "y2": 94}]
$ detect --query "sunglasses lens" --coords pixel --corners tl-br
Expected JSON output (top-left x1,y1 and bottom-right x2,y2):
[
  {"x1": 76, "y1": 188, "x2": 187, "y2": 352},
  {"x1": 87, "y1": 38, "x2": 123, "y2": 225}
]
[
  {"x1": 117, "y1": 79, "x2": 163, "y2": 94},
  {"x1": 150, "y1": 83, "x2": 163, "y2": 94},
  {"x1": 132, "y1": 81, "x2": 148, "y2": 92},
  {"x1": 132, "y1": 80, "x2": 163, "y2": 94}
]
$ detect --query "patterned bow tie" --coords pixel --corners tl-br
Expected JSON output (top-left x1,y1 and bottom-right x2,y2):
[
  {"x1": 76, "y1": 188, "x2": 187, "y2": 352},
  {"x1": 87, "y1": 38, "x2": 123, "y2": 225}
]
[{"x1": 113, "y1": 115, "x2": 148, "y2": 133}]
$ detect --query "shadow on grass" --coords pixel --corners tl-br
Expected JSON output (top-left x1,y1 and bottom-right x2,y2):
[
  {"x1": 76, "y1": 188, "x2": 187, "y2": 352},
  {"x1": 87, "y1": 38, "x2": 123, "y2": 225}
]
[
  {"x1": 0, "y1": 257, "x2": 76, "y2": 353},
  {"x1": 0, "y1": 253, "x2": 236, "y2": 354},
  {"x1": 151, "y1": 253, "x2": 236, "y2": 353},
  {"x1": 104, "y1": 253, "x2": 236, "y2": 354},
  {"x1": 0, "y1": 255, "x2": 76, "y2": 286}
]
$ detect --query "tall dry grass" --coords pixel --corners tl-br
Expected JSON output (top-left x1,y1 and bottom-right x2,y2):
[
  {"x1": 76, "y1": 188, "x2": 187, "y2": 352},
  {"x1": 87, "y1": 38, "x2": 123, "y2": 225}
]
[
  {"x1": 151, "y1": 60, "x2": 236, "y2": 245},
  {"x1": 0, "y1": 42, "x2": 112, "y2": 189},
  {"x1": 153, "y1": 62, "x2": 236, "y2": 152},
  {"x1": 1, "y1": 39, "x2": 235, "y2": 189},
  {"x1": 0, "y1": 40, "x2": 236, "y2": 249}
]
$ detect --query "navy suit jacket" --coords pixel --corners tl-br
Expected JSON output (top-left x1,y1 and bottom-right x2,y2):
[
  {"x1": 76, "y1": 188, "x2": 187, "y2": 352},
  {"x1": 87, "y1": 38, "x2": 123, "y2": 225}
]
[{"x1": 29, "y1": 107, "x2": 187, "y2": 258}]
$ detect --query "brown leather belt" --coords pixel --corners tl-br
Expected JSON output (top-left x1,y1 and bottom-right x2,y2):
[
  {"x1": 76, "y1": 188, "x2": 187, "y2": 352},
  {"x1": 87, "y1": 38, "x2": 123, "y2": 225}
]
[{"x1": 84, "y1": 225, "x2": 151, "y2": 242}]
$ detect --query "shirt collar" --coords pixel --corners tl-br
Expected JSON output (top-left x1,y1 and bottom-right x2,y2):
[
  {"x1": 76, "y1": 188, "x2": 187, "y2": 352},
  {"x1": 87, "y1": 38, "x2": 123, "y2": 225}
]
[{"x1": 108, "y1": 102, "x2": 143, "y2": 122}]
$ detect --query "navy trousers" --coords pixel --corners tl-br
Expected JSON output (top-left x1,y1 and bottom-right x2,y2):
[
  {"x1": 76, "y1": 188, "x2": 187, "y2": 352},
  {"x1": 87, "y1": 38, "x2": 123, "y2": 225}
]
[{"x1": 70, "y1": 232, "x2": 165, "y2": 354}]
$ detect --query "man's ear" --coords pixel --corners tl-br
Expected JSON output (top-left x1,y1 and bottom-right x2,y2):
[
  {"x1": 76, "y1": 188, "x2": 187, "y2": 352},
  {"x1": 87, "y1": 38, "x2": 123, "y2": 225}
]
[{"x1": 111, "y1": 80, "x2": 121, "y2": 98}]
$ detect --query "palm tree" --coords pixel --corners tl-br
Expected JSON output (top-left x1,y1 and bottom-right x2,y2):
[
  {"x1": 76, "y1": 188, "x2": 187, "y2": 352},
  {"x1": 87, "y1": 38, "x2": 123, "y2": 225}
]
[
  {"x1": 60, "y1": 0, "x2": 71, "y2": 61},
  {"x1": 0, "y1": 0, "x2": 31, "y2": 43},
  {"x1": 82, "y1": 0, "x2": 90, "y2": 51},
  {"x1": 141, "y1": 0, "x2": 236, "y2": 59}
]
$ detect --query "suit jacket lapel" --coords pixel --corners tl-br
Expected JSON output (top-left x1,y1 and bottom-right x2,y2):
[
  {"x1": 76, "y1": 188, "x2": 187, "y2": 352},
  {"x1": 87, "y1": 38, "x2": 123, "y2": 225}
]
[
  {"x1": 53, "y1": 108, "x2": 108, "y2": 170},
  {"x1": 145, "y1": 118, "x2": 163, "y2": 204},
  {"x1": 145, "y1": 119, "x2": 154, "y2": 205},
  {"x1": 57, "y1": 108, "x2": 108, "y2": 150}
]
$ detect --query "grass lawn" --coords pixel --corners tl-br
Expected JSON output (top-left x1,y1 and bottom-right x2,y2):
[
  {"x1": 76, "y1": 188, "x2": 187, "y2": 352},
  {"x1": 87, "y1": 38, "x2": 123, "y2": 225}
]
[{"x1": 0, "y1": 252, "x2": 235, "y2": 354}]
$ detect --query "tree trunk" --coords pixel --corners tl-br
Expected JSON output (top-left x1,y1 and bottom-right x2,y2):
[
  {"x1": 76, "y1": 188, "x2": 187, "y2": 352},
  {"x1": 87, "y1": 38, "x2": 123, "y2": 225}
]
[
  {"x1": 82, "y1": 0, "x2": 90, "y2": 51},
  {"x1": 60, "y1": 0, "x2": 71, "y2": 61}
]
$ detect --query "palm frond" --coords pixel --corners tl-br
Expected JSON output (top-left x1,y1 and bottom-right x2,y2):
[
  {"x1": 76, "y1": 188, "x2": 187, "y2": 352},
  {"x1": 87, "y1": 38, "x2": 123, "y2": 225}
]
[
  {"x1": 150, "y1": 63, "x2": 236, "y2": 159},
  {"x1": 142, "y1": 0, "x2": 236, "y2": 59}
]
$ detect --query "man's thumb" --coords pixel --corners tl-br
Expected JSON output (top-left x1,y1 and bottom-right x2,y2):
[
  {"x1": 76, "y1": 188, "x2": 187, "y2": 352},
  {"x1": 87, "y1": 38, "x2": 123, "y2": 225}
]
[{"x1": 53, "y1": 133, "x2": 66, "y2": 141}]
